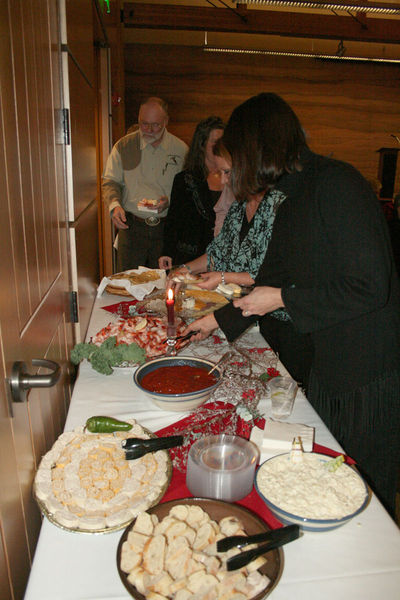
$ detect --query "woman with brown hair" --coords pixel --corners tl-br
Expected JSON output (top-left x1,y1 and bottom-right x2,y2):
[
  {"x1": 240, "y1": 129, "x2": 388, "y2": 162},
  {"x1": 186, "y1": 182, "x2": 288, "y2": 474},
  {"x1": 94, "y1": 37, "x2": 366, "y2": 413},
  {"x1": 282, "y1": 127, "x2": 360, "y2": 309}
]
[
  {"x1": 159, "y1": 116, "x2": 232, "y2": 268},
  {"x1": 186, "y1": 92, "x2": 400, "y2": 518}
]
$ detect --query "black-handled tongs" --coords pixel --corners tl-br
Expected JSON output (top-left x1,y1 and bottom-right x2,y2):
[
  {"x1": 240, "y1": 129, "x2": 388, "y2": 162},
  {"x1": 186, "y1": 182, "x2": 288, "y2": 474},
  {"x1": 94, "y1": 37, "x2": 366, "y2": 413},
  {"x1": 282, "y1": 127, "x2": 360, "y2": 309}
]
[
  {"x1": 122, "y1": 435, "x2": 184, "y2": 460},
  {"x1": 218, "y1": 524, "x2": 300, "y2": 571},
  {"x1": 161, "y1": 331, "x2": 200, "y2": 344}
]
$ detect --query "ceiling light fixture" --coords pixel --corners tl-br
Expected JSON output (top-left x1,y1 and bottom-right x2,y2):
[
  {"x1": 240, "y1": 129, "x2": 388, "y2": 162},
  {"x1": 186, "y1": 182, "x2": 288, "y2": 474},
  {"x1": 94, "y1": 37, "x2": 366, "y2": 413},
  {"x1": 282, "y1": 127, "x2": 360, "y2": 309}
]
[
  {"x1": 203, "y1": 45, "x2": 400, "y2": 63},
  {"x1": 242, "y1": 1, "x2": 400, "y2": 16}
]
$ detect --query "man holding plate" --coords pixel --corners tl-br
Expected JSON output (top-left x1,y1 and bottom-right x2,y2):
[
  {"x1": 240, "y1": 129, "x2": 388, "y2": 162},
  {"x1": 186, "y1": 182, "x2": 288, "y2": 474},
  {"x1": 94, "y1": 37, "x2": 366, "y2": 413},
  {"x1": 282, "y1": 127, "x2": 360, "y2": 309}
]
[{"x1": 102, "y1": 97, "x2": 188, "y2": 271}]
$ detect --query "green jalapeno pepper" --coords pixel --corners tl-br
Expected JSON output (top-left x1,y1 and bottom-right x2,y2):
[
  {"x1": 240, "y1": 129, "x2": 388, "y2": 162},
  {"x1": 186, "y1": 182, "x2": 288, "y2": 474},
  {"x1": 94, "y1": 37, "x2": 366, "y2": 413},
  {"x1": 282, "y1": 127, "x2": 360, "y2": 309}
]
[{"x1": 85, "y1": 415, "x2": 132, "y2": 433}]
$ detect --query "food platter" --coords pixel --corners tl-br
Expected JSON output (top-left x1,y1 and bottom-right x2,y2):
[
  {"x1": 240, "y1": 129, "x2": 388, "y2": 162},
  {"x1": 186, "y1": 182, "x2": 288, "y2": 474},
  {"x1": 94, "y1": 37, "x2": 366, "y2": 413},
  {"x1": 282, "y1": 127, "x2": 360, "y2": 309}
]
[
  {"x1": 116, "y1": 497, "x2": 284, "y2": 600},
  {"x1": 106, "y1": 284, "x2": 134, "y2": 297},
  {"x1": 102, "y1": 269, "x2": 166, "y2": 297},
  {"x1": 91, "y1": 315, "x2": 190, "y2": 360},
  {"x1": 34, "y1": 423, "x2": 172, "y2": 534},
  {"x1": 136, "y1": 289, "x2": 229, "y2": 319}
]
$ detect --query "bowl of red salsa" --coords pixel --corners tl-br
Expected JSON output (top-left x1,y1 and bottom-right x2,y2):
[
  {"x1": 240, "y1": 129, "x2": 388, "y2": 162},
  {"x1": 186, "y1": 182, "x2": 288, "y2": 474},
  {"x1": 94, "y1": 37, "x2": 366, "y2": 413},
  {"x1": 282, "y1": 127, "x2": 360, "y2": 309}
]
[{"x1": 133, "y1": 356, "x2": 223, "y2": 411}]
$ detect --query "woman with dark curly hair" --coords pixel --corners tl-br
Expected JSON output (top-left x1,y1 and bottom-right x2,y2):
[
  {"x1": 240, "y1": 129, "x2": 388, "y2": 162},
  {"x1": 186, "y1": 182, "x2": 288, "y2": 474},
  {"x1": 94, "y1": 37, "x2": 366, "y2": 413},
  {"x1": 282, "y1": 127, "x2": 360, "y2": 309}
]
[
  {"x1": 159, "y1": 116, "x2": 234, "y2": 268},
  {"x1": 186, "y1": 92, "x2": 400, "y2": 518}
]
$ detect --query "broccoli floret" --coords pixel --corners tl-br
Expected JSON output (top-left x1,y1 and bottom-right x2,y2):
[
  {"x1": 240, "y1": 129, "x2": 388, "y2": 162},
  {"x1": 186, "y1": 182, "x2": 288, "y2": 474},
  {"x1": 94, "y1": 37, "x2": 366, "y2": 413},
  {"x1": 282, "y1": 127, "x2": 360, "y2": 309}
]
[
  {"x1": 119, "y1": 343, "x2": 146, "y2": 365},
  {"x1": 89, "y1": 348, "x2": 114, "y2": 375},
  {"x1": 70, "y1": 337, "x2": 146, "y2": 374},
  {"x1": 98, "y1": 337, "x2": 119, "y2": 363},
  {"x1": 108, "y1": 345, "x2": 126, "y2": 366},
  {"x1": 70, "y1": 342, "x2": 94, "y2": 365},
  {"x1": 101, "y1": 336, "x2": 117, "y2": 351}
]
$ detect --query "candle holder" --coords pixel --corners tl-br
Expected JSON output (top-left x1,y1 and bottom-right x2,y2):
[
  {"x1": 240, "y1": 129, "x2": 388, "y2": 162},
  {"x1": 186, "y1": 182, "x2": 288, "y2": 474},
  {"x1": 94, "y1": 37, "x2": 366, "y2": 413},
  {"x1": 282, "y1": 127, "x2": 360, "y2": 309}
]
[
  {"x1": 165, "y1": 286, "x2": 176, "y2": 355},
  {"x1": 166, "y1": 324, "x2": 177, "y2": 356}
]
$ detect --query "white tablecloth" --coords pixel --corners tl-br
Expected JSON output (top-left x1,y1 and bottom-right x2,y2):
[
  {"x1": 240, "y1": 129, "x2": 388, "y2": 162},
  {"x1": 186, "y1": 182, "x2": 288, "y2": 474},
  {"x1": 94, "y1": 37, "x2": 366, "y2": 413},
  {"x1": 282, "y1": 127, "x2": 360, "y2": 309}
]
[{"x1": 25, "y1": 294, "x2": 400, "y2": 600}]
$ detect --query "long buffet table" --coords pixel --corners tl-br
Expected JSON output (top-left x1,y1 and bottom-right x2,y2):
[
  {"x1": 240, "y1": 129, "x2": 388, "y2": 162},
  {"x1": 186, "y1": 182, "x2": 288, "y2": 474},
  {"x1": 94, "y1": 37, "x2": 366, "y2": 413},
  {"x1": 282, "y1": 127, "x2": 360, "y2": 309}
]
[{"x1": 25, "y1": 293, "x2": 400, "y2": 600}]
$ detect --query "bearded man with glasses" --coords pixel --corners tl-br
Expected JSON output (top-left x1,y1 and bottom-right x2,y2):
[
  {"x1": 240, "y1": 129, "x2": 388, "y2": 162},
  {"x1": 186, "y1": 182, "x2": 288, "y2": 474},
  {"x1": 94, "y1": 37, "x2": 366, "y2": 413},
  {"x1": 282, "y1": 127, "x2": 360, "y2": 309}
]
[{"x1": 102, "y1": 97, "x2": 188, "y2": 271}]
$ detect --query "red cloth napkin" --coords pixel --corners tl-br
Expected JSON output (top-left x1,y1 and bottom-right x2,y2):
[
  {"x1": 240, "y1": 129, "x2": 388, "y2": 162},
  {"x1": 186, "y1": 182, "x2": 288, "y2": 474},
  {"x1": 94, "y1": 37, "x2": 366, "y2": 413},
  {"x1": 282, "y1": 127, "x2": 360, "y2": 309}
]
[
  {"x1": 156, "y1": 408, "x2": 356, "y2": 530},
  {"x1": 102, "y1": 300, "x2": 139, "y2": 317}
]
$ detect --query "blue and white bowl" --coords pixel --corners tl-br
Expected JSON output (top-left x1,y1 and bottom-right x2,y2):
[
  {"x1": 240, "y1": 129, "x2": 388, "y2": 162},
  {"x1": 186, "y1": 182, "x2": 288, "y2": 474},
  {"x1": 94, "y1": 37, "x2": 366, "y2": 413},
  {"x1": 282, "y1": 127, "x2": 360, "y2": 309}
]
[
  {"x1": 133, "y1": 356, "x2": 222, "y2": 412},
  {"x1": 255, "y1": 452, "x2": 370, "y2": 532}
]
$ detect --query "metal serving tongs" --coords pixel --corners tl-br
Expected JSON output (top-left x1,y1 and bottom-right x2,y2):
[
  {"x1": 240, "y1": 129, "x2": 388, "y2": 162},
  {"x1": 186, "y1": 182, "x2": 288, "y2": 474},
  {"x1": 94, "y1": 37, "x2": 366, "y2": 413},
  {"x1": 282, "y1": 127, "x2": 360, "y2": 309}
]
[
  {"x1": 122, "y1": 435, "x2": 184, "y2": 460},
  {"x1": 217, "y1": 524, "x2": 300, "y2": 571},
  {"x1": 161, "y1": 330, "x2": 200, "y2": 345}
]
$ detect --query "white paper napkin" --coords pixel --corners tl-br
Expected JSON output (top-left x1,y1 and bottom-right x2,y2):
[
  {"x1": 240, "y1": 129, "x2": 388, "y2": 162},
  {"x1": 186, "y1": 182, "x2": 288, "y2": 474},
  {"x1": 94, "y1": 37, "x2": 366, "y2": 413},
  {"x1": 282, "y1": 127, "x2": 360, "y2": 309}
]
[
  {"x1": 96, "y1": 267, "x2": 166, "y2": 300},
  {"x1": 250, "y1": 417, "x2": 315, "y2": 453}
]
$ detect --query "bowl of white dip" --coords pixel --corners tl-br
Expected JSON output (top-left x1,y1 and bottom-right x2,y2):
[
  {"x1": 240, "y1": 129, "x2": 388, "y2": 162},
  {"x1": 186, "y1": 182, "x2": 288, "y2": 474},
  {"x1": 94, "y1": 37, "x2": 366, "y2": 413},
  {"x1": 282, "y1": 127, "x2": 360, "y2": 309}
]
[{"x1": 255, "y1": 452, "x2": 369, "y2": 532}]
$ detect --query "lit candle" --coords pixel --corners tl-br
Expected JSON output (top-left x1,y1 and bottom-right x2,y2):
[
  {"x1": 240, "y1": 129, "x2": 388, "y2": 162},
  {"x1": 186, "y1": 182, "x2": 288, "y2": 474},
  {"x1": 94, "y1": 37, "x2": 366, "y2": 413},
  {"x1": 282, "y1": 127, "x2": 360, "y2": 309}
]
[{"x1": 166, "y1": 287, "x2": 175, "y2": 327}]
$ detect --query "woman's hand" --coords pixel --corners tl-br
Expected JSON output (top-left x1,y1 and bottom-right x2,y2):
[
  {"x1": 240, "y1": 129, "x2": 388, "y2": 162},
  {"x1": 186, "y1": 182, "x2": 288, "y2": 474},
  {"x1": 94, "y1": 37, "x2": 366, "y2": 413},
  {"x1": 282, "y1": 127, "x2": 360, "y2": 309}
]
[
  {"x1": 184, "y1": 313, "x2": 219, "y2": 341},
  {"x1": 158, "y1": 256, "x2": 172, "y2": 270},
  {"x1": 197, "y1": 271, "x2": 222, "y2": 290},
  {"x1": 233, "y1": 286, "x2": 284, "y2": 317},
  {"x1": 169, "y1": 265, "x2": 191, "y2": 280}
]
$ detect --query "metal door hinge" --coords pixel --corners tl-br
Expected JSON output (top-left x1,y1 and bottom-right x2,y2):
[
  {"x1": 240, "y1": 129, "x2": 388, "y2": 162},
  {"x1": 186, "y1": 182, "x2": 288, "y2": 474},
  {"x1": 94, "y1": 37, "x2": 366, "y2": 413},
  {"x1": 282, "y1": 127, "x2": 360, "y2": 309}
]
[
  {"x1": 55, "y1": 108, "x2": 70, "y2": 145},
  {"x1": 70, "y1": 291, "x2": 79, "y2": 323}
]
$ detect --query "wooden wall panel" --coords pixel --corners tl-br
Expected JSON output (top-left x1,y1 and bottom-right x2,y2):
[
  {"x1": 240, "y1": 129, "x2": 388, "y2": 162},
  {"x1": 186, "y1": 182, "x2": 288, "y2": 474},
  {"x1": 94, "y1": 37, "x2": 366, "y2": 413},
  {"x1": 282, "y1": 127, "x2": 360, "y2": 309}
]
[
  {"x1": 74, "y1": 199, "x2": 100, "y2": 338},
  {"x1": 103, "y1": 0, "x2": 126, "y2": 142},
  {"x1": 65, "y1": 0, "x2": 95, "y2": 87},
  {"x1": 68, "y1": 57, "x2": 98, "y2": 220},
  {"x1": 124, "y1": 44, "x2": 400, "y2": 191}
]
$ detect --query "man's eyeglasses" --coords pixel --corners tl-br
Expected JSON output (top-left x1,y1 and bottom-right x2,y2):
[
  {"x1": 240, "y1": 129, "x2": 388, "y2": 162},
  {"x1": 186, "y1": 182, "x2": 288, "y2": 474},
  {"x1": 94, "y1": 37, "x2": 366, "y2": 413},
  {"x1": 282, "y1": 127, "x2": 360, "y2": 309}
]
[{"x1": 139, "y1": 121, "x2": 163, "y2": 131}]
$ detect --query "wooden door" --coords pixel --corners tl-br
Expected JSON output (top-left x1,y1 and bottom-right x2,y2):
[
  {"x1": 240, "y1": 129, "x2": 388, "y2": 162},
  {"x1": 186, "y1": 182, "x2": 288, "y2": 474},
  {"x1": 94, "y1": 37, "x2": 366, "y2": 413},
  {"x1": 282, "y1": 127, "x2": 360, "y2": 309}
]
[{"x1": 0, "y1": 1, "x2": 74, "y2": 598}]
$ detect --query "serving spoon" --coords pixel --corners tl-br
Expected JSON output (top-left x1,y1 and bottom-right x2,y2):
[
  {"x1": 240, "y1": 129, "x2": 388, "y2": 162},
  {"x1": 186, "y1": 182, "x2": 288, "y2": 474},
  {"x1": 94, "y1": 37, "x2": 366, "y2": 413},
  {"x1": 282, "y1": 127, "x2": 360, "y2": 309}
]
[{"x1": 207, "y1": 351, "x2": 234, "y2": 375}]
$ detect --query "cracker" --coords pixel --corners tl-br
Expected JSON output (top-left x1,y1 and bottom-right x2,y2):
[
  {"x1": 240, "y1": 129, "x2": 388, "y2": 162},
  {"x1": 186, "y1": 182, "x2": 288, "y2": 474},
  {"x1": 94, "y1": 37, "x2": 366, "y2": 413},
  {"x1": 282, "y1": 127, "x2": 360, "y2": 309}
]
[
  {"x1": 184, "y1": 289, "x2": 229, "y2": 306},
  {"x1": 109, "y1": 270, "x2": 160, "y2": 286}
]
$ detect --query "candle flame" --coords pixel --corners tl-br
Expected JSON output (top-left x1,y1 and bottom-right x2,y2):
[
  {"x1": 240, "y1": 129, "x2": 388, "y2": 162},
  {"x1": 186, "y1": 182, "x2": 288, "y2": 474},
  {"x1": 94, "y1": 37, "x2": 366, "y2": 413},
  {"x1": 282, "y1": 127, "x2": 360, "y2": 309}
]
[{"x1": 167, "y1": 288, "x2": 174, "y2": 302}]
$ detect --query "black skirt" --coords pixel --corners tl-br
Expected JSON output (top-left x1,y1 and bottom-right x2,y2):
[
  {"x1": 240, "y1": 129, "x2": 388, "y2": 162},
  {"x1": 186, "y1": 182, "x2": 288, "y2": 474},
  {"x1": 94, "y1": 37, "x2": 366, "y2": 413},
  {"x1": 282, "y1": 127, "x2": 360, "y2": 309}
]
[{"x1": 308, "y1": 369, "x2": 400, "y2": 518}]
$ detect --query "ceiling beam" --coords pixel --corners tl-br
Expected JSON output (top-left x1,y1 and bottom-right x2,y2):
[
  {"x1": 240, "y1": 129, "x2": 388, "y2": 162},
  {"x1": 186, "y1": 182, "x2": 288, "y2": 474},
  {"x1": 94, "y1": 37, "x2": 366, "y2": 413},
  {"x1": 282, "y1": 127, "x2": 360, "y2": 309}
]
[{"x1": 123, "y1": 3, "x2": 400, "y2": 44}]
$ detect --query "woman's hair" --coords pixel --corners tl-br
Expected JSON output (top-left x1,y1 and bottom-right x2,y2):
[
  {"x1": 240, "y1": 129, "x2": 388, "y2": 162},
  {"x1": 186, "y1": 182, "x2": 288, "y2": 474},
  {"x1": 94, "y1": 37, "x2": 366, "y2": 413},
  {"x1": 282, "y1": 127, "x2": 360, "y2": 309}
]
[
  {"x1": 212, "y1": 137, "x2": 231, "y2": 163},
  {"x1": 222, "y1": 93, "x2": 307, "y2": 201},
  {"x1": 184, "y1": 116, "x2": 225, "y2": 179}
]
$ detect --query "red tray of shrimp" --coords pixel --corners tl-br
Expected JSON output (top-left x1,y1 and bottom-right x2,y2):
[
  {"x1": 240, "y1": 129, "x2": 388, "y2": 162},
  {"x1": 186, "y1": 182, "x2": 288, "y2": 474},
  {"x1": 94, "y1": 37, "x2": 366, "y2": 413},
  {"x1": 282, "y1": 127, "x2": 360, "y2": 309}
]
[{"x1": 91, "y1": 315, "x2": 189, "y2": 359}]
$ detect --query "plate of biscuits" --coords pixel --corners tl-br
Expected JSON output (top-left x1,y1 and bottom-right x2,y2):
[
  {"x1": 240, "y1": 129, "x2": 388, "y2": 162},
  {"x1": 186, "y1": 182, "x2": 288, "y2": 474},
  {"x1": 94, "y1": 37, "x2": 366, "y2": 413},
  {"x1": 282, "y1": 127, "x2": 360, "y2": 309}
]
[{"x1": 117, "y1": 497, "x2": 283, "y2": 600}]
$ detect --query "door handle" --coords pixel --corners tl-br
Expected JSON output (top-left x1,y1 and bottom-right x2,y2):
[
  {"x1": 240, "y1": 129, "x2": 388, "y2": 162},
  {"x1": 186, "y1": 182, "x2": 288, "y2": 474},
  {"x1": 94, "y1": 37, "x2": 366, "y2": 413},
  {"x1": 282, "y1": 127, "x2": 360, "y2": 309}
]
[{"x1": 10, "y1": 359, "x2": 61, "y2": 404}]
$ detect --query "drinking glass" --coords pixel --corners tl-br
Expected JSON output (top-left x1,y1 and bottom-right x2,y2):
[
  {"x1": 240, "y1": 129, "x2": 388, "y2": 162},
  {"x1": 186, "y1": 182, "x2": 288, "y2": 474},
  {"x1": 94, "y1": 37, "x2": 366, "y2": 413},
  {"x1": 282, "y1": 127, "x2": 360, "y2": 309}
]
[{"x1": 269, "y1": 376, "x2": 297, "y2": 419}]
